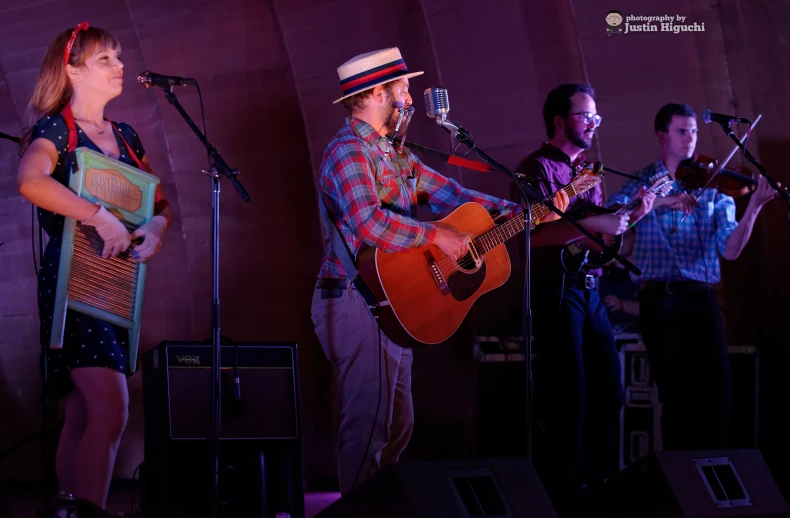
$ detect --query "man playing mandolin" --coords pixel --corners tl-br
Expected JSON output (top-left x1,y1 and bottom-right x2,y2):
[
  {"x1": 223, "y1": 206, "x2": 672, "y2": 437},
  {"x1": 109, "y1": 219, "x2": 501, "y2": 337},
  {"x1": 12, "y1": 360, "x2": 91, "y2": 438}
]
[
  {"x1": 513, "y1": 82, "x2": 650, "y2": 513},
  {"x1": 606, "y1": 103, "x2": 780, "y2": 452}
]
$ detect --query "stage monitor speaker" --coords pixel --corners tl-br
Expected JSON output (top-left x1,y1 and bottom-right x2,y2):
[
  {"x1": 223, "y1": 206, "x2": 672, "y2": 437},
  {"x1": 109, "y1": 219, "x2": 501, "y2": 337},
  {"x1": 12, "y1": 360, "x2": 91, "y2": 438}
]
[
  {"x1": 316, "y1": 456, "x2": 557, "y2": 518},
  {"x1": 589, "y1": 449, "x2": 789, "y2": 517},
  {"x1": 141, "y1": 340, "x2": 304, "y2": 518}
]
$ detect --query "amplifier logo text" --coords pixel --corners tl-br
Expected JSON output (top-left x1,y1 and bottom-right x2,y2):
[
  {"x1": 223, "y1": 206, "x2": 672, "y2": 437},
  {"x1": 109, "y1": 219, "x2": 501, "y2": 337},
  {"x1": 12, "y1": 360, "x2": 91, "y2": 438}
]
[{"x1": 175, "y1": 355, "x2": 201, "y2": 365}]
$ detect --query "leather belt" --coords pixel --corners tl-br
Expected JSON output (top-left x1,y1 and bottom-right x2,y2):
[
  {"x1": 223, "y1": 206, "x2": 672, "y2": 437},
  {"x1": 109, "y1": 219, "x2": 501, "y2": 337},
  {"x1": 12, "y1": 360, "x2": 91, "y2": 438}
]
[
  {"x1": 315, "y1": 278, "x2": 350, "y2": 290},
  {"x1": 315, "y1": 278, "x2": 356, "y2": 299},
  {"x1": 640, "y1": 280, "x2": 708, "y2": 294},
  {"x1": 570, "y1": 274, "x2": 598, "y2": 290}
]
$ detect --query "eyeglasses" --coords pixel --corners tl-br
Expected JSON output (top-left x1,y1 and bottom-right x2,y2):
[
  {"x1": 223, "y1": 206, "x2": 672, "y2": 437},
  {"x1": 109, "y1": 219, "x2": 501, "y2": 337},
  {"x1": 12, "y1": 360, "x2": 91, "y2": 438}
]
[{"x1": 570, "y1": 111, "x2": 602, "y2": 127}]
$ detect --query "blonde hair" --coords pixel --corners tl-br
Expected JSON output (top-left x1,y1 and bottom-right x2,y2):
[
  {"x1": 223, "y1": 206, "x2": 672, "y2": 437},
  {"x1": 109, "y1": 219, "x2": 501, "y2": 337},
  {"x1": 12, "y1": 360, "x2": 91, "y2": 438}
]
[{"x1": 19, "y1": 25, "x2": 121, "y2": 154}]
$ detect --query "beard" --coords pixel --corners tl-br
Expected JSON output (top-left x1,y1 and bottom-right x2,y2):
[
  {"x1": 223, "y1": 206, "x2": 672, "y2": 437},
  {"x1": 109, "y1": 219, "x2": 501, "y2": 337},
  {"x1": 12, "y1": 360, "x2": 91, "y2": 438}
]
[
  {"x1": 566, "y1": 125, "x2": 593, "y2": 149},
  {"x1": 380, "y1": 102, "x2": 401, "y2": 135}
]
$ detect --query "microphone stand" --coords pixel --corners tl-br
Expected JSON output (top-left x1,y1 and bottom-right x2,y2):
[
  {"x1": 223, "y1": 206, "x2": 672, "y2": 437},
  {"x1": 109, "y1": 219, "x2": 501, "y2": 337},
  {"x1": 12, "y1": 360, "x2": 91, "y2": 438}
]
[
  {"x1": 435, "y1": 121, "x2": 640, "y2": 459},
  {"x1": 713, "y1": 121, "x2": 790, "y2": 227},
  {"x1": 155, "y1": 85, "x2": 251, "y2": 518}
]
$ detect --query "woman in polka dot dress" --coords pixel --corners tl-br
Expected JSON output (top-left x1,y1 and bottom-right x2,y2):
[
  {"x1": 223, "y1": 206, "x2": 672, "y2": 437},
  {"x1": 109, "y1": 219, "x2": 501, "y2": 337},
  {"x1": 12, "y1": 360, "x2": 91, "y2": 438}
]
[{"x1": 16, "y1": 23, "x2": 172, "y2": 510}]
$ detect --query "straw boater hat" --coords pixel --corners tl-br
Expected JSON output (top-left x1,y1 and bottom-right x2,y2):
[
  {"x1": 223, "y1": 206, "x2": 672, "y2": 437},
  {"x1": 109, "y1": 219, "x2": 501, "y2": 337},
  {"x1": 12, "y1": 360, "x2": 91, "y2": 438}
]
[{"x1": 333, "y1": 47, "x2": 424, "y2": 104}]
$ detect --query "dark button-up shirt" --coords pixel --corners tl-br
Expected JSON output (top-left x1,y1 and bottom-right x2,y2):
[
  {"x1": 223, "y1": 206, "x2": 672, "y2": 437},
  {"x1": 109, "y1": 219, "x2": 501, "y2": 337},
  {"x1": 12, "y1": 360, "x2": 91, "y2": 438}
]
[{"x1": 513, "y1": 142, "x2": 604, "y2": 276}]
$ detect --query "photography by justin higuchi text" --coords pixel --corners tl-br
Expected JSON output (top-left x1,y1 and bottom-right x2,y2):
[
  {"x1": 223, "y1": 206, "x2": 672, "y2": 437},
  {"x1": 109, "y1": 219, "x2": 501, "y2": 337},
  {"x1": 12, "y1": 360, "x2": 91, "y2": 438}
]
[{"x1": 606, "y1": 11, "x2": 706, "y2": 35}]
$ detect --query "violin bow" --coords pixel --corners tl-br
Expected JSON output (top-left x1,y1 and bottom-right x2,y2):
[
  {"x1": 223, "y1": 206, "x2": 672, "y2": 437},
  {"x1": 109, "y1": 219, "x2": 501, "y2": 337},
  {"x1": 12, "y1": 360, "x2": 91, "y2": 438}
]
[
  {"x1": 677, "y1": 115, "x2": 762, "y2": 223},
  {"x1": 691, "y1": 114, "x2": 762, "y2": 200}
]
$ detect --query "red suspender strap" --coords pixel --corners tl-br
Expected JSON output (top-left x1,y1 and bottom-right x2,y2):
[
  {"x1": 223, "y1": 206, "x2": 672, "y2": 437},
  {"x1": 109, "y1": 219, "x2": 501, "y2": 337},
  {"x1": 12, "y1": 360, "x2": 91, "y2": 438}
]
[
  {"x1": 61, "y1": 104, "x2": 163, "y2": 202},
  {"x1": 61, "y1": 104, "x2": 144, "y2": 170},
  {"x1": 61, "y1": 104, "x2": 79, "y2": 153},
  {"x1": 109, "y1": 123, "x2": 164, "y2": 202},
  {"x1": 109, "y1": 122, "x2": 164, "y2": 202},
  {"x1": 109, "y1": 121, "x2": 145, "y2": 171}
]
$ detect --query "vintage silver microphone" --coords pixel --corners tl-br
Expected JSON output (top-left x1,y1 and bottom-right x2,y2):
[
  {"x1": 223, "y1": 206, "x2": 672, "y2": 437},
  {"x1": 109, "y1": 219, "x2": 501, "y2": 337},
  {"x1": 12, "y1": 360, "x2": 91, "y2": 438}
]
[
  {"x1": 424, "y1": 87, "x2": 450, "y2": 120},
  {"x1": 423, "y1": 87, "x2": 464, "y2": 138}
]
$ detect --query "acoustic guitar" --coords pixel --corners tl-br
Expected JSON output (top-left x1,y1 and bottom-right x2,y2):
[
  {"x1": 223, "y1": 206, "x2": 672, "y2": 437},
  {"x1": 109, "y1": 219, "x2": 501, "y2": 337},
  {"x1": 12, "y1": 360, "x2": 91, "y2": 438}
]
[
  {"x1": 356, "y1": 162, "x2": 604, "y2": 348},
  {"x1": 560, "y1": 174, "x2": 673, "y2": 272}
]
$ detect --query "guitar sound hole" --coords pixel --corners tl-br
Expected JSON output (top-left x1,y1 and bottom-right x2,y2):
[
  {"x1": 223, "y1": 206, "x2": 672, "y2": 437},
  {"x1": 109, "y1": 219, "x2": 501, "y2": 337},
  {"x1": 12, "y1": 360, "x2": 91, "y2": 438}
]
[
  {"x1": 455, "y1": 252, "x2": 477, "y2": 272},
  {"x1": 447, "y1": 261, "x2": 486, "y2": 301}
]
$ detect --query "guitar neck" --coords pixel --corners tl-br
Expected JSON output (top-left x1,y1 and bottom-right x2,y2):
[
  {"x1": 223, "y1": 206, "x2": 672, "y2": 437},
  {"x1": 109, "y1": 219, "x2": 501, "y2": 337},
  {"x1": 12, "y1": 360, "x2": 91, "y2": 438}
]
[{"x1": 473, "y1": 183, "x2": 577, "y2": 255}]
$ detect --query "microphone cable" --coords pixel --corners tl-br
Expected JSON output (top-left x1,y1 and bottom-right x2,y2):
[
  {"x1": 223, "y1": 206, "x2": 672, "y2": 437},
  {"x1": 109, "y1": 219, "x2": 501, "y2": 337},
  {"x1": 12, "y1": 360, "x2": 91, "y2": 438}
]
[{"x1": 350, "y1": 319, "x2": 384, "y2": 491}]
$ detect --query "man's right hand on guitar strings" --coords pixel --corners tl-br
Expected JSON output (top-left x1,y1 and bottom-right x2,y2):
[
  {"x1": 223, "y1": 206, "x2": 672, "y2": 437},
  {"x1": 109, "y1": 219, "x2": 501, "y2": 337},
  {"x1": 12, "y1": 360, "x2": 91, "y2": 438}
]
[{"x1": 430, "y1": 223, "x2": 470, "y2": 261}]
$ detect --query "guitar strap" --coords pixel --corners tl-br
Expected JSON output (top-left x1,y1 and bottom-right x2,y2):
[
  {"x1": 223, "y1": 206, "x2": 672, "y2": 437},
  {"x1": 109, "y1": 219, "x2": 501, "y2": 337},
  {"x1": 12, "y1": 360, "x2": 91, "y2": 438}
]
[{"x1": 317, "y1": 193, "x2": 382, "y2": 312}]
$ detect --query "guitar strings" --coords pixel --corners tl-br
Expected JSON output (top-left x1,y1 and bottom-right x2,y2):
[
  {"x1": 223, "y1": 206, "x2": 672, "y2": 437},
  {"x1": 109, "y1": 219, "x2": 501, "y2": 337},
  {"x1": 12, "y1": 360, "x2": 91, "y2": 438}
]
[
  {"x1": 431, "y1": 203, "x2": 536, "y2": 271},
  {"x1": 430, "y1": 183, "x2": 578, "y2": 272},
  {"x1": 433, "y1": 215, "x2": 523, "y2": 270}
]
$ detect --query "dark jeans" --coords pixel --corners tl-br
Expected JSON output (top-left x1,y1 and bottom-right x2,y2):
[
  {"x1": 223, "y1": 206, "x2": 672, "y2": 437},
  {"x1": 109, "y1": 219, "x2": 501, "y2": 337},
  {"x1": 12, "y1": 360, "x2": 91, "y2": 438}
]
[
  {"x1": 531, "y1": 278, "x2": 624, "y2": 506},
  {"x1": 638, "y1": 285, "x2": 732, "y2": 450}
]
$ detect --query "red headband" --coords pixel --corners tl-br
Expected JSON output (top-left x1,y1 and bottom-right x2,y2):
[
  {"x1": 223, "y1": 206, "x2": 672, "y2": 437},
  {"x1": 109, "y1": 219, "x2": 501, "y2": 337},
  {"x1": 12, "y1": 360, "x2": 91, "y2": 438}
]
[{"x1": 64, "y1": 22, "x2": 90, "y2": 66}]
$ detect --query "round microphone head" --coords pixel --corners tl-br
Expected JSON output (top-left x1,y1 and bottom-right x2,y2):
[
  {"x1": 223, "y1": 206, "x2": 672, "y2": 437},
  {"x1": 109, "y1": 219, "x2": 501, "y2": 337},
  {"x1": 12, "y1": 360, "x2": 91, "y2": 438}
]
[
  {"x1": 424, "y1": 87, "x2": 450, "y2": 119},
  {"x1": 702, "y1": 109, "x2": 713, "y2": 123}
]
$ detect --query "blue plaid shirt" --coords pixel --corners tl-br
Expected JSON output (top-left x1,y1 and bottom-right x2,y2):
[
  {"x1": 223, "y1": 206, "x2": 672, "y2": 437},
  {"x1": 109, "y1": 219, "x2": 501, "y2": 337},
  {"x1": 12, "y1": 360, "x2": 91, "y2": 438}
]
[{"x1": 606, "y1": 159, "x2": 738, "y2": 283}]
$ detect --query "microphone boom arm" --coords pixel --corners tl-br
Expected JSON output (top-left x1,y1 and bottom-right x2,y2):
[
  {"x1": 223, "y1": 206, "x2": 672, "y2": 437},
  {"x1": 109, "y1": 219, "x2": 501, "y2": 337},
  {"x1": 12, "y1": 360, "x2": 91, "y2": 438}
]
[
  {"x1": 441, "y1": 124, "x2": 641, "y2": 276},
  {"x1": 711, "y1": 115, "x2": 790, "y2": 226},
  {"x1": 160, "y1": 87, "x2": 250, "y2": 201}
]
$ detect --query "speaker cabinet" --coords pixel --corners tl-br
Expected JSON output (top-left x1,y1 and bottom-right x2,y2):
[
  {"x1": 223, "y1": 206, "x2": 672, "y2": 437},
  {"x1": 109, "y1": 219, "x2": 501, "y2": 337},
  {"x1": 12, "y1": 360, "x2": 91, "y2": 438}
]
[
  {"x1": 316, "y1": 456, "x2": 557, "y2": 518},
  {"x1": 590, "y1": 449, "x2": 789, "y2": 517},
  {"x1": 141, "y1": 340, "x2": 304, "y2": 517}
]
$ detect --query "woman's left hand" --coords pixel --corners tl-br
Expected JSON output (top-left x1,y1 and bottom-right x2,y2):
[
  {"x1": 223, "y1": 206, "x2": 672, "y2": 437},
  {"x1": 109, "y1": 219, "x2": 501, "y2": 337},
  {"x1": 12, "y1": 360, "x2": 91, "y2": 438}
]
[{"x1": 130, "y1": 215, "x2": 168, "y2": 262}]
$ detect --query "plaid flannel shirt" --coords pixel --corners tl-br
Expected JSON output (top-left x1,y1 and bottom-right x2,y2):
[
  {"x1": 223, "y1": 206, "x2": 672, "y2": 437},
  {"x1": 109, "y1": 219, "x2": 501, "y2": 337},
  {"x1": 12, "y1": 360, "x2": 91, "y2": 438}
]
[
  {"x1": 317, "y1": 117, "x2": 517, "y2": 279},
  {"x1": 606, "y1": 159, "x2": 738, "y2": 283}
]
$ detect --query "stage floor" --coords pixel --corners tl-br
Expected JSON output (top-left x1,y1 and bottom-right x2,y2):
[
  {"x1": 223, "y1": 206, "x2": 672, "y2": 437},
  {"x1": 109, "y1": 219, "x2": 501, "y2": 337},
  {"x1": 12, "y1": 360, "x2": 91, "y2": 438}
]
[{"x1": 6, "y1": 485, "x2": 341, "y2": 517}]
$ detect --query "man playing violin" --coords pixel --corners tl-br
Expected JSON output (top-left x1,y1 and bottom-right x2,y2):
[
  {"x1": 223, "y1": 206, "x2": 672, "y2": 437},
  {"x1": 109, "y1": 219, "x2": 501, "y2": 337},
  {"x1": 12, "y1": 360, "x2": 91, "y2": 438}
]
[
  {"x1": 513, "y1": 83, "x2": 649, "y2": 512},
  {"x1": 607, "y1": 103, "x2": 779, "y2": 452}
]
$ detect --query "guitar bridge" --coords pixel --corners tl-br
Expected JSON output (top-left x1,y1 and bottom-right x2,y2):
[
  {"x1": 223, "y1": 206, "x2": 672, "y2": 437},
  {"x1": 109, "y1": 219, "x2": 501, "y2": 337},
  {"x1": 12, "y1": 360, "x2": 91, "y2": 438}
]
[{"x1": 424, "y1": 250, "x2": 450, "y2": 295}]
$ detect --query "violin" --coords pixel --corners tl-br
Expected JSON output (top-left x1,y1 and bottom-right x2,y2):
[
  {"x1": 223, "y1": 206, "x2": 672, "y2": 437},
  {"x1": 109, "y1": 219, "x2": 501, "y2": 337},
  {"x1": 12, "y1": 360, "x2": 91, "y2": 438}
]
[
  {"x1": 675, "y1": 153, "x2": 757, "y2": 197},
  {"x1": 674, "y1": 115, "x2": 764, "y2": 198}
]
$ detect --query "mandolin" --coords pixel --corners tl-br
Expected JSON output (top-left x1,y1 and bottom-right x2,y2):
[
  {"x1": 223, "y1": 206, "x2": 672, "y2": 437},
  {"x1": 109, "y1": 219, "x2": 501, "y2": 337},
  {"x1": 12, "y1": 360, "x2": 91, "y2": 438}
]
[{"x1": 559, "y1": 174, "x2": 673, "y2": 272}]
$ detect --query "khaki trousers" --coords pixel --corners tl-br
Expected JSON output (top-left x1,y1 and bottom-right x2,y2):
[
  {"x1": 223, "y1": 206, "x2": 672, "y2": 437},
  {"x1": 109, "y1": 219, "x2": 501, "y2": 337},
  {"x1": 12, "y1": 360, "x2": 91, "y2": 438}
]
[{"x1": 311, "y1": 285, "x2": 414, "y2": 495}]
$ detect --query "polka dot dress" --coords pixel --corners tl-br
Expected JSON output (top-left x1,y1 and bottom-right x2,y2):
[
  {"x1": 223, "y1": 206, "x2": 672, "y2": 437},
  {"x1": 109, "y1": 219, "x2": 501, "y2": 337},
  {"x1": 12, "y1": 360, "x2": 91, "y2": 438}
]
[{"x1": 34, "y1": 113, "x2": 147, "y2": 399}]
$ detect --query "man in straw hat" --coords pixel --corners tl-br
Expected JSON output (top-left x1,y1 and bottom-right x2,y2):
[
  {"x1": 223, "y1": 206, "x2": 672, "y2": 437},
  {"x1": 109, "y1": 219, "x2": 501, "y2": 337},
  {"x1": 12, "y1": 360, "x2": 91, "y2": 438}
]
[{"x1": 311, "y1": 47, "x2": 519, "y2": 494}]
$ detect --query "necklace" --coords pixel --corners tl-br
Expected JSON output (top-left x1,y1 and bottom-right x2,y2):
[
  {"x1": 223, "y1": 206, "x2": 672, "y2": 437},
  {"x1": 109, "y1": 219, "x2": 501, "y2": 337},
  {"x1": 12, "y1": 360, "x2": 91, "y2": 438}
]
[{"x1": 74, "y1": 117, "x2": 107, "y2": 135}]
